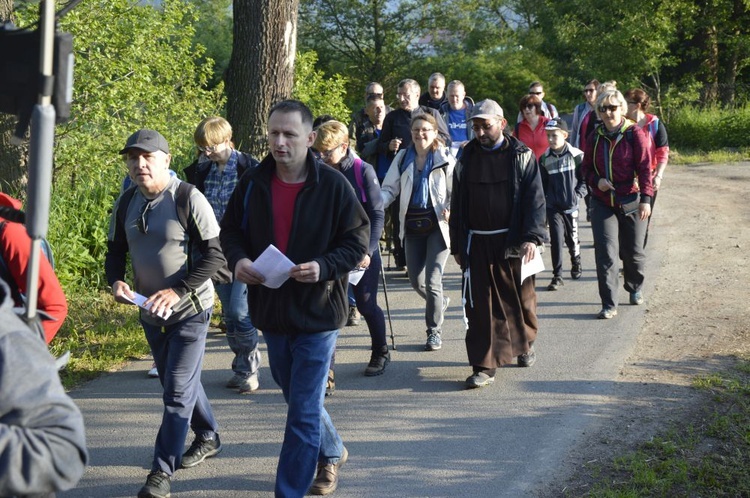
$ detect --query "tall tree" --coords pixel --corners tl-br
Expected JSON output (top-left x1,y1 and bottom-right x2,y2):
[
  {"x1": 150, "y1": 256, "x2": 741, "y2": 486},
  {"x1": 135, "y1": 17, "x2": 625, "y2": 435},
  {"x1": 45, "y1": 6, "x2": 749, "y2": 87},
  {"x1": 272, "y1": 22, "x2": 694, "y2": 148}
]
[
  {"x1": 0, "y1": 0, "x2": 27, "y2": 196},
  {"x1": 226, "y1": 0, "x2": 298, "y2": 157}
]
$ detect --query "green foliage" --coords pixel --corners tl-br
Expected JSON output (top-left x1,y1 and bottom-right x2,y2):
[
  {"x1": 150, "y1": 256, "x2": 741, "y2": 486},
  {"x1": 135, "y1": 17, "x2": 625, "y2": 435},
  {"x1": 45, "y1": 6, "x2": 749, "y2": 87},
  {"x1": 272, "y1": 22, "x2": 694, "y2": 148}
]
[
  {"x1": 191, "y1": 0, "x2": 233, "y2": 88},
  {"x1": 15, "y1": 0, "x2": 225, "y2": 294},
  {"x1": 293, "y1": 51, "x2": 351, "y2": 123},
  {"x1": 669, "y1": 105, "x2": 750, "y2": 151}
]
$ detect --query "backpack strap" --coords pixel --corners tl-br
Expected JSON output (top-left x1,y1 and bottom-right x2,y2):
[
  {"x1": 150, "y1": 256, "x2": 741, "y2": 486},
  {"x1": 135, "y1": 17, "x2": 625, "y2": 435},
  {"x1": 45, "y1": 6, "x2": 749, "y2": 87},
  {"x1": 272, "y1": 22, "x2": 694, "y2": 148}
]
[
  {"x1": 352, "y1": 158, "x2": 367, "y2": 203},
  {"x1": 116, "y1": 185, "x2": 139, "y2": 231}
]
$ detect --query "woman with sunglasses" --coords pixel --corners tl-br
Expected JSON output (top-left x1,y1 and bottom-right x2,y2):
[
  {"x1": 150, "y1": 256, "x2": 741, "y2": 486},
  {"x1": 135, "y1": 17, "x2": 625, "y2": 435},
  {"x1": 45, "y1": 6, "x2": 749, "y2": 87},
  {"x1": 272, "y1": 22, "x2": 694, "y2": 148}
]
[
  {"x1": 580, "y1": 89, "x2": 654, "y2": 320},
  {"x1": 381, "y1": 114, "x2": 455, "y2": 351},
  {"x1": 312, "y1": 121, "x2": 390, "y2": 377},
  {"x1": 512, "y1": 94, "x2": 550, "y2": 160},
  {"x1": 624, "y1": 88, "x2": 669, "y2": 248}
]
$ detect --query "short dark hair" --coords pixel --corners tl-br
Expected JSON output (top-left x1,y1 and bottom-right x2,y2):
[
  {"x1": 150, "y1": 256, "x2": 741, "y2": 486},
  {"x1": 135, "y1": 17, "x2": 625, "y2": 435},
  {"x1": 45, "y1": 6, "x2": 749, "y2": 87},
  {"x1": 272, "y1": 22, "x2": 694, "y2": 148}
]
[
  {"x1": 312, "y1": 114, "x2": 336, "y2": 130},
  {"x1": 269, "y1": 99, "x2": 314, "y2": 128},
  {"x1": 624, "y1": 88, "x2": 651, "y2": 112},
  {"x1": 519, "y1": 94, "x2": 542, "y2": 114},
  {"x1": 528, "y1": 81, "x2": 543, "y2": 91},
  {"x1": 366, "y1": 94, "x2": 384, "y2": 104}
]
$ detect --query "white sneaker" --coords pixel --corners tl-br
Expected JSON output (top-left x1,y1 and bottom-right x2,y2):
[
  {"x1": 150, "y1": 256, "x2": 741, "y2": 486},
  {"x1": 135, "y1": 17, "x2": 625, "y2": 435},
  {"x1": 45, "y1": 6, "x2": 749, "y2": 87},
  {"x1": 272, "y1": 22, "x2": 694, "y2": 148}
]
[
  {"x1": 238, "y1": 373, "x2": 260, "y2": 394},
  {"x1": 147, "y1": 363, "x2": 159, "y2": 378}
]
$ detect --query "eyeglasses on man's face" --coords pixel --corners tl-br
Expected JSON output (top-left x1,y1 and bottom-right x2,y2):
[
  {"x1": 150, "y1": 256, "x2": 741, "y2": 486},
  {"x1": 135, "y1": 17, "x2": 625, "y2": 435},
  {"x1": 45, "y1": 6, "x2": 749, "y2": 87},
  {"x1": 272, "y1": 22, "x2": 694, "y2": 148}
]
[
  {"x1": 471, "y1": 120, "x2": 499, "y2": 133},
  {"x1": 598, "y1": 105, "x2": 621, "y2": 113}
]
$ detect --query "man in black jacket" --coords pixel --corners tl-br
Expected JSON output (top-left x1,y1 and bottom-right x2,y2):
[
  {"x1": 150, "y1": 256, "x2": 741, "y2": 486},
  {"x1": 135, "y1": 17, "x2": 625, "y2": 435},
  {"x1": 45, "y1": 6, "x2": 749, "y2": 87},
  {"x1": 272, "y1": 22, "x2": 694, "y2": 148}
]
[{"x1": 220, "y1": 100, "x2": 369, "y2": 497}]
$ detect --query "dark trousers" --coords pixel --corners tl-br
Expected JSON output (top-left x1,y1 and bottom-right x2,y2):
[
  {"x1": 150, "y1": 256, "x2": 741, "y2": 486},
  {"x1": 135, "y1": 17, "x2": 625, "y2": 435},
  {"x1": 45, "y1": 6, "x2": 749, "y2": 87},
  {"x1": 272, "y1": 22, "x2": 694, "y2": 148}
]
[
  {"x1": 352, "y1": 249, "x2": 387, "y2": 350},
  {"x1": 547, "y1": 208, "x2": 580, "y2": 277},
  {"x1": 141, "y1": 308, "x2": 219, "y2": 475},
  {"x1": 590, "y1": 198, "x2": 647, "y2": 309}
]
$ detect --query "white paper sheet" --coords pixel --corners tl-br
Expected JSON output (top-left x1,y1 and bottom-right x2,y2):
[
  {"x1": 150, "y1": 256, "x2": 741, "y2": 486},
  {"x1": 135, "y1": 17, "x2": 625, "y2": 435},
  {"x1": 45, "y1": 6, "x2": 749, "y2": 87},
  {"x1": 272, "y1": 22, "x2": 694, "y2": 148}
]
[
  {"x1": 123, "y1": 292, "x2": 173, "y2": 320},
  {"x1": 253, "y1": 244, "x2": 295, "y2": 289},
  {"x1": 520, "y1": 245, "x2": 545, "y2": 283},
  {"x1": 348, "y1": 268, "x2": 366, "y2": 286}
]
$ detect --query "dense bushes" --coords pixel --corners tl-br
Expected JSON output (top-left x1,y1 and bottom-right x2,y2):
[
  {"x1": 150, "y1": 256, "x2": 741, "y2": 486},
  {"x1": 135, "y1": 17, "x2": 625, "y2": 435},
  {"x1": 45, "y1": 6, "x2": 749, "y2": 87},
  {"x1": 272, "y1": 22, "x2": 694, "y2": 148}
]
[{"x1": 668, "y1": 106, "x2": 750, "y2": 151}]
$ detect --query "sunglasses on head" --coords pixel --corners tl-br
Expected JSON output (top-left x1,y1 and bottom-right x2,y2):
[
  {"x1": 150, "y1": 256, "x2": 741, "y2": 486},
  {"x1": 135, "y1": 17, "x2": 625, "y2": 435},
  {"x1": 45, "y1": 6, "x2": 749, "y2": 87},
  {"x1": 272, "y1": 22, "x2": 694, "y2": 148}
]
[{"x1": 598, "y1": 105, "x2": 620, "y2": 113}]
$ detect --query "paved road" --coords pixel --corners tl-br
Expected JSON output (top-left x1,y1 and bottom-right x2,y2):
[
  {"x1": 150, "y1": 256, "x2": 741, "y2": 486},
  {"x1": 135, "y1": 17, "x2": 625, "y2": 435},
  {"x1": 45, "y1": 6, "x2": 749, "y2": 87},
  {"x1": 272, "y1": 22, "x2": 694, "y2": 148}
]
[{"x1": 62, "y1": 212, "x2": 664, "y2": 498}]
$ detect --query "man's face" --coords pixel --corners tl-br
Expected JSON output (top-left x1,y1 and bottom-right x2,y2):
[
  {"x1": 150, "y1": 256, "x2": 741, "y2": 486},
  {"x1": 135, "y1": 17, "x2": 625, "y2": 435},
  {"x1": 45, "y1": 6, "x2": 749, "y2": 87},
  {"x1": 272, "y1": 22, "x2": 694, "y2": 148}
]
[
  {"x1": 267, "y1": 110, "x2": 315, "y2": 169},
  {"x1": 397, "y1": 85, "x2": 419, "y2": 112},
  {"x1": 546, "y1": 130, "x2": 567, "y2": 151},
  {"x1": 529, "y1": 85, "x2": 545, "y2": 100},
  {"x1": 447, "y1": 85, "x2": 466, "y2": 111},
  {"x1": 125, "y1": 149, "x2": 171, "y2": 195},
  {"x1": 429, "y1": 78, "x2": 445, "y2": 100},
  {"x1": 366, "y1": 99, "x2": 386, "y2": 125},
  {"x1": 471, "y1": 117, "x2": 505, "y2": 147}
]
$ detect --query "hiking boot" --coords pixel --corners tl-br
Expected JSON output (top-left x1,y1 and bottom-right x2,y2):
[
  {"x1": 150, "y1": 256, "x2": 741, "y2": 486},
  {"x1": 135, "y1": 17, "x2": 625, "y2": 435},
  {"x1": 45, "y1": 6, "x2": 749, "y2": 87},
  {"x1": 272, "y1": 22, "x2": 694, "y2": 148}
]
[
  {"x1": 238, "y1": 373, "x2": 260, "y2": 394},
  {"x1": 571, "y1": 256, "x2": 582, "y2": 280},
  {"x1": 325, "y1": 369, "x2": 335, "y2": 396},
  {"x1": 547, "y1": 276, "x2": 564, "y2": 291},
  {"x1": 346, "y1": 306, "x2": 360, "y2": 326},
  {"x1": 138, "y1": 470, "x2": 171, "y2": 498},
  {"x1": 180, "y1": 434, "x2": 222, "y2": 469},
  {"x1": 630, "y1": 291, "x2": 644, "y2": 305},
  {"x1": 364, "y1": 349, "x2": 391, "y2": 376},
  {"x1": 425, "y1": 331, "x2": 442, "y2": 351},
  {"x1": 309, "y1": 446, "x2": 348, "y2": 495},
  {"x1": 465, "y1": 372, "x2": 495, "y2": 389},
  {"x1": 518, "y1": 345, "x2": 537, "y2": 367},
  {"x1": 597, "y1": 307, "x2": 618, "y2": 319}
]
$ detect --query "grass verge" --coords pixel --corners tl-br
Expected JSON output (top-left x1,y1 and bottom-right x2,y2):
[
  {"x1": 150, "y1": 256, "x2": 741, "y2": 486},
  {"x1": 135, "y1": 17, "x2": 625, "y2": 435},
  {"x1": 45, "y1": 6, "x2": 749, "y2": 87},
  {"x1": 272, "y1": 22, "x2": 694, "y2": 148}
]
[
  {"x1": 569, "y1": 356, "x2": 750, "y2": 497},
  {"x1": 670, "y1": 147, "x2": 750, "y2": 165}
]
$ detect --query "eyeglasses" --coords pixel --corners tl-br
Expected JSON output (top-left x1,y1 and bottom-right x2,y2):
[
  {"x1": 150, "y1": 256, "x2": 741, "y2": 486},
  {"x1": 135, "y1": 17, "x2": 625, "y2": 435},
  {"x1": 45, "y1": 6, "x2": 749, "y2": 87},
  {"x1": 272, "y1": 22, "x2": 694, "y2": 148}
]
[
  {"x1": 598, "y1": 105, "x2": 621, "y2": 113},
  {"x1": 529, "y1": 91, "x2": 543, "y2": 95},
  {"x1": 197, "y1": 144, "x2": 221, "y2": 153},
  {"x1": 137, "y1": 201, "x2": 153, "y2": 234},
  {"x1": 318, "y1": 143, "x2": 344, "y2": 159},
  {"x1": 411, "y1": 127, "x2": 435, "y2": 135},
  {"x1": 524, "y1": 104, "x2": 537, "y2": 110},
  {"x1": 471, "y1": 120, "x2": 499, "y2": 132},
  {"x1": 583, "y1": 88, "x2": 596, "y2": 93}
]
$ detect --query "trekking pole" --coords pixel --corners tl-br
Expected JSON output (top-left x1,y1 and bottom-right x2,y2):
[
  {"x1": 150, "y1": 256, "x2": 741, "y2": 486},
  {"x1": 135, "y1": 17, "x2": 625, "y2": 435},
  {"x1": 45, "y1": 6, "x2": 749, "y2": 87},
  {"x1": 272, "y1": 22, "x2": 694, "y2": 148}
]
[{"x1": 377, "y1": 246, "x2": 396, "y2": 350}]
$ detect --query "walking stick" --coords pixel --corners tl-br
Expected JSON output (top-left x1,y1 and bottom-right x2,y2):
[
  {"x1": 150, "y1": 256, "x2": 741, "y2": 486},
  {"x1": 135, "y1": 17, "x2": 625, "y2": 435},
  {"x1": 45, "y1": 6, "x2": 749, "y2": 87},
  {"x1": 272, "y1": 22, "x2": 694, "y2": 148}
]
[{"x1": 377, "y1": 246, "x2": 396, "y2": 350}]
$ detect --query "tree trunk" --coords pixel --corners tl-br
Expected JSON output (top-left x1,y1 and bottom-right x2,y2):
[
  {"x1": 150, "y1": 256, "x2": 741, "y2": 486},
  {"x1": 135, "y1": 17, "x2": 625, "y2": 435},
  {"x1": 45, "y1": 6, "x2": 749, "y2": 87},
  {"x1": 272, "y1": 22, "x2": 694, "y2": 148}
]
[
  {"x1": 0, "y1": 0, "x2": 27, "y2": 197},
  {"x1": 226, "y1": 0, "x2": 298, "y2": 159},
  {"x1": 699, "y1": 24, "x2": 720, "y2": 107}
]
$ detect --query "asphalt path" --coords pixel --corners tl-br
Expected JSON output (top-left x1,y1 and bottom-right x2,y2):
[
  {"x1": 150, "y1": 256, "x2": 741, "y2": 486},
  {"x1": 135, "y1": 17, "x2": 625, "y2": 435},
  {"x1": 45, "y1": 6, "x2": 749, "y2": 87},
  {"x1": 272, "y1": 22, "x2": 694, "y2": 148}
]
[{"x1": 62, "y1": 212, "x2": 664, "y2": 498}]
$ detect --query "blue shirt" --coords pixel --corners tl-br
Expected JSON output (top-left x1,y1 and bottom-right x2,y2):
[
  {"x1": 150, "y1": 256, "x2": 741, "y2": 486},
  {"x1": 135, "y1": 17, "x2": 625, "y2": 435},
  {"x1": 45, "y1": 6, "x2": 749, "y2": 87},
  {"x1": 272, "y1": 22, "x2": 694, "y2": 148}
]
[
  {"x1": 448, "y1": 108, "x2": 468, "y2": 143},
  {"x1": 204, "y1": 149, "x2": 239, "y2": 222}
]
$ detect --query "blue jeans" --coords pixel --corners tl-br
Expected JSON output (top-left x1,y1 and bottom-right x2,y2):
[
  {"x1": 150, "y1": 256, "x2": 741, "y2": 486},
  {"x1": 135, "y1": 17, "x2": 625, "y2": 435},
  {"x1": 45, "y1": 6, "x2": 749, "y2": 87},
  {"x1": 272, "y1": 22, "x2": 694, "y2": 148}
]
[
  {"x1": 404, "y1": 228, "x2": 450, "y2": 333},
  {"x1": 141, "y1": 308, "x2": 219, "y2": 475},
  {"x1": 264, "y1": 330, "x2": 344, "y2": 498},
  {"x1": 215, "y1": 281, "x2": 260, "y2": 377}
]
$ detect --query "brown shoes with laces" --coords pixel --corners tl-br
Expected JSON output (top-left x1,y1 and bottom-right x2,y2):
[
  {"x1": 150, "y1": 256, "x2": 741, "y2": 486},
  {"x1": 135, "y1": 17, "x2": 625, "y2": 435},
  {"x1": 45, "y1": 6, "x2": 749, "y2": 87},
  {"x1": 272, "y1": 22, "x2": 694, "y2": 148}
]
[{"x1": 308, "y1": 446, "x2": 348, "y2": 495}]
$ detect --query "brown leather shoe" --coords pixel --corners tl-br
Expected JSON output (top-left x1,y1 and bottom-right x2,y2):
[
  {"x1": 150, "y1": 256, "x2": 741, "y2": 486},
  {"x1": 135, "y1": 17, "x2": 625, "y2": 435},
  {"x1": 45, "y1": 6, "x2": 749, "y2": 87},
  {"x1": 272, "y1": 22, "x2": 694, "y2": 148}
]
[{"x1": 308, "y1": 446, "x2": 348, "y2": 495}]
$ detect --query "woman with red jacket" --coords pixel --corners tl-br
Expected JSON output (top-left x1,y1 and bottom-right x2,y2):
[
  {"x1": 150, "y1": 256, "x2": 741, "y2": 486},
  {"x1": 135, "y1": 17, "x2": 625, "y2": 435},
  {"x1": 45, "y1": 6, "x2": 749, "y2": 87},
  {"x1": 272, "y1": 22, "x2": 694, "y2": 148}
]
[
  {"x1": 580, "y1": 89, "x2": 653, "y2": 320},
  {"x1": 512, "y1": 94, "x2": 550, "y2": 160},
  {"x1": 0, "y1": 193, "x2": 67, "y2": 343}
]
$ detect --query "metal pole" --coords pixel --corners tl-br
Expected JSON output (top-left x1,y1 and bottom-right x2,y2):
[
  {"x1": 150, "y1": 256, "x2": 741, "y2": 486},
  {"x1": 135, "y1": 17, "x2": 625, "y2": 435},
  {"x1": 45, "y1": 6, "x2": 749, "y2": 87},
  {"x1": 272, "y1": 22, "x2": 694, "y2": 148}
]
[
  {"x1": 24, "y1": 0, "x2": 56, "y2": 331},
  {"x1": 378, "y1": 246, "x2": 396, "y2": 350}
]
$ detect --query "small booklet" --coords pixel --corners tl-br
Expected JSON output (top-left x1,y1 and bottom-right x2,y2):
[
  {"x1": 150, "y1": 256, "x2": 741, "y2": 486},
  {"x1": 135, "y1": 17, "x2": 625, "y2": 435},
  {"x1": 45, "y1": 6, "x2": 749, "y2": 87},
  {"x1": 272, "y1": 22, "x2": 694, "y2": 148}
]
[
  {"x1": 123, "y1": 292, "x2": 173, "y2": 320},
  {"x1": 520, "y1": 245, "x2": 545, "y2": 283},
  {"x1": 253, "y1": 244, "x2": 295, "y2": 289}
]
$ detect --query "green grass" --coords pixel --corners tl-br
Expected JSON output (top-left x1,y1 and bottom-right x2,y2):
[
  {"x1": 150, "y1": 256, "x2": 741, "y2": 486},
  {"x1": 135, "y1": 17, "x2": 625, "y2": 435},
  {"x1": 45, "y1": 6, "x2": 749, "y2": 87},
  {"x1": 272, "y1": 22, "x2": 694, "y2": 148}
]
[
  {"x1": 571, "y1": 356, "x2": 750, "y2": 497},
  {"x1": 670, "y1": 147, "x2": 750, "y2": 165}
]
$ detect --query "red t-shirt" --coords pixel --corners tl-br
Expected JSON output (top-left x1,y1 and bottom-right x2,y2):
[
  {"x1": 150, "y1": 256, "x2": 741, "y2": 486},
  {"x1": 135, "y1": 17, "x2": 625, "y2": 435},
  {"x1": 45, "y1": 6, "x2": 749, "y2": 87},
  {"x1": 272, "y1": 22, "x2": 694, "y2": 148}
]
[{"x1": 271, "y1": 174, "x2": 305, "y2": 255}]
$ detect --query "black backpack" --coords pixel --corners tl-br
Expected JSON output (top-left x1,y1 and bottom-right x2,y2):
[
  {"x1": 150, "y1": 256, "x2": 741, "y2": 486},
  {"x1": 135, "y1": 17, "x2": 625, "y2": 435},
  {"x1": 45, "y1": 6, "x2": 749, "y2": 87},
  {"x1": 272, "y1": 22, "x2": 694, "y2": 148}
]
[{"x1": 116, "y1": 182, "x2": 232, "y2": 285}]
